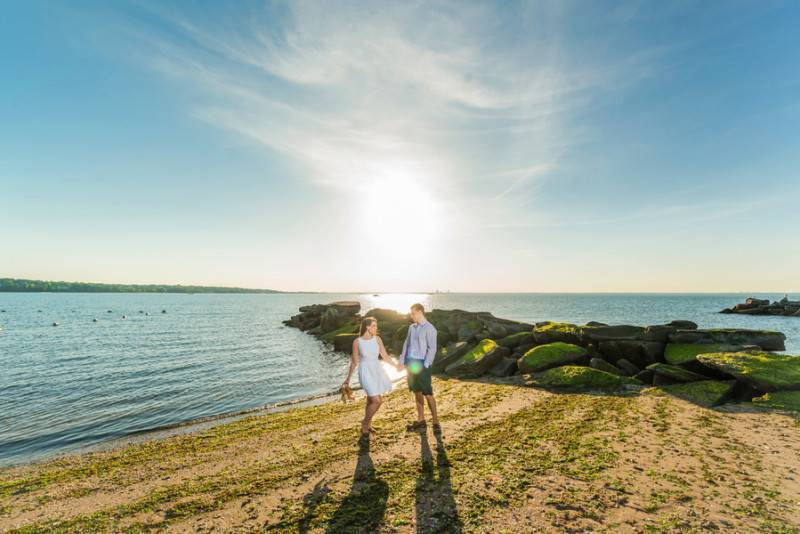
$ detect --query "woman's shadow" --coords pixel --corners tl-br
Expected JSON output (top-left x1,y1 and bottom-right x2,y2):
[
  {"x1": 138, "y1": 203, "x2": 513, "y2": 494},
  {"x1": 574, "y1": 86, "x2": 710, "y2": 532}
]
[
  {"x1": 415, "y1": 429, "x2": 463, "y2": 532},
  {"x1": 325, "y1": 437, "x2": 389, "y2": 533}
]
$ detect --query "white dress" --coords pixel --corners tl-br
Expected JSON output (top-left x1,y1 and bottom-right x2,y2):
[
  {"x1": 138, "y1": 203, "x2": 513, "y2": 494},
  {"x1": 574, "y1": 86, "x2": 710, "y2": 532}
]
[{"x1": 357, "y1": 336, "x2": 393, "y2": 396}]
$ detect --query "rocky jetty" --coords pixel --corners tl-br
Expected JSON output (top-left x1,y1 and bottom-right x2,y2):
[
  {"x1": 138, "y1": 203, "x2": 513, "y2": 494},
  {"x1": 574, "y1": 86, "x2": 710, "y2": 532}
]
[
  {"x1": 720, "y1": 295, "x2": 800, "y2": 316},
  {"x1": 286, "y1": 302, "x2": 799, "y2": 410}
]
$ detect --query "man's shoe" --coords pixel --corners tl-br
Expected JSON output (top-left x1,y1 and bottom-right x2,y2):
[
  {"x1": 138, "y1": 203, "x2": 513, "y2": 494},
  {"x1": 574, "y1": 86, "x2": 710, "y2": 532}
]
[
  {"x1": 405, "y1": 420, "x2": 427, "y2": 432},
  {"x1": 432, "y1": 422, "x2": 442, "y2": 433}
]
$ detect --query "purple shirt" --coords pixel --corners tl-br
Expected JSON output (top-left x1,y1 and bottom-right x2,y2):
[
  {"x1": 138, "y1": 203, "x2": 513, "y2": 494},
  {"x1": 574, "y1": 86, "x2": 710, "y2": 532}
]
[{"x1": 400, "y1": 319, "x2": 437, "y2": 368}]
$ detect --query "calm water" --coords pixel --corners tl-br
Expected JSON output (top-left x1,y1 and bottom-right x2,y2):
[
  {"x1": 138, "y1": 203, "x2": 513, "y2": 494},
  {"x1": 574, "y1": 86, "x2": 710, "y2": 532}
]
[{"x1": 1, "y1": 292, "x2": 798, "y2": 466}]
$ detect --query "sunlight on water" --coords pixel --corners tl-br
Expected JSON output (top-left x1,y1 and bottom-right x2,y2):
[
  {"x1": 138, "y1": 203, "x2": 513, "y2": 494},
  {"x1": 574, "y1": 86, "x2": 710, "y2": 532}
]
[{"x1": 359, "y1": 293, "x2": 430, "y2": 314}]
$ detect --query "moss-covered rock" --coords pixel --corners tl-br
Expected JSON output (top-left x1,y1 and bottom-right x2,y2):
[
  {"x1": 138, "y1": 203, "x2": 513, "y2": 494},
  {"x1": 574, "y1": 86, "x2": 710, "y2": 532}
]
[
  {"x1": 696, "y1": 351, "x2": 800, "y2": 392},
  {"x1": 389, "y1": 324, "x2": 409, "y2": 355},
  {"x1": 517, "y1": 342, "x2": 588, "y2": 374},
  {"x1": 752, "y1": 391, "x2": 800, "y2": 412},
  {"x1": 589, "y1": 357, "x2": 624, "y2": 376},
  {"x1": 616, "y1": 358, "x2": 641, "y2": 376},
  {"x1": 528, "y1": 365, "x2": 640, "y2": 391},
  {"x1": 445, "y1": 339, "x2": 510, "y2": 378},
  {"x1": 643, "y1": 380, "x2": 736, "y2": 408},
  {"x1": 431, "y1": 341, "x2": 472, "y2": 374},
  {"x1": 532, "y1": 322, "x2": 582, "y2": 344},
  {"x1": 664, "y1": 343, "x2": 745, "y2": 365},
  {"x1": 488, "y1": 356, "x2": 519, "y2": 377},
  {"x1": 646, "y1": 363, "x2": 712, "y2": 383},
  {"x1": 333, "y1": 333, "x2": 359, "y2": 352},
  {"x1": 496, "y1": 331, "x2": 534, "y2": 349},
  {"x1": 321, "y1": 322, "x2": 359, "y2": 344},
  {"x1": 581, "y1": 324, "x2": 645, "y2": 342}
]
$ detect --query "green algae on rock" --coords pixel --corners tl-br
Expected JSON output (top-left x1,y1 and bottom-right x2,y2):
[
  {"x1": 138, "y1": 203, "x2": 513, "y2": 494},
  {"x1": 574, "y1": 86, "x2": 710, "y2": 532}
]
[
  {"x1": 527, "y1": 365, "x2": 640, "y2": 391},
  {"x1": 532, "y1": 322, "x2": 582, "y2": 344},
  {"x1": 664, "y1": 343, "x2": 746, "y2": 365},
  {"x1": 589, "y1": 357, "x2": 624, "y2": 376},
  {"x1": 643, "y1": 380, "x2": 736, "y2": 408},
  {"x1": 668, "y1": 328, "x2": 786, "y2": 351},
  {"x1": 517, "y1": 342, "x2": 588, "y2": 374},
  {"x1": 333, "y1": 333, "x2": 359, "y2": 352},
  {"x1": 752, "y1": 391, "x2": 800, "y2": 412},
  {"x1": 496, "y1": 331, "x2": 534, "y2": 349},
  {"x1": 696, "y1": 351, "x2": 800, "y2": 392},
  {"x1": 645, "y1": 362, "x2": 712, "y2": 383},
  {"x1": 445, "y1": 339, "x2": 509, "y2": 378}
]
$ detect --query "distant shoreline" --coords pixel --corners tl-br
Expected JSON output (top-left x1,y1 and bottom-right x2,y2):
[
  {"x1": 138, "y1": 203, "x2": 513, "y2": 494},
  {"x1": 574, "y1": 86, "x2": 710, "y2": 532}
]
[{"x1": 0, "y1": 278, "x2": 286, "y2": 294}]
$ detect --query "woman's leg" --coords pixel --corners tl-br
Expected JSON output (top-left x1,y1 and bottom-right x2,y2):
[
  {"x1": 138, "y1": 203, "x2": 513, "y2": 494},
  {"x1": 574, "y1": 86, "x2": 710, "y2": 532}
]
[{"x1": 362, "y1": 395, "x2": 383, "y2": 432}]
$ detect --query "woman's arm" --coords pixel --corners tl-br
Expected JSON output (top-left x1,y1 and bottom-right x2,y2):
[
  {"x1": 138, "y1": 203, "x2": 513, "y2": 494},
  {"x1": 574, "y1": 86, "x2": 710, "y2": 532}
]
[
  {"x1": 377, "y1": 337, "x2": 403, "y2": 370},
  {"x1": 344, "y1": 339, "x2": 360, "y2": 385}
]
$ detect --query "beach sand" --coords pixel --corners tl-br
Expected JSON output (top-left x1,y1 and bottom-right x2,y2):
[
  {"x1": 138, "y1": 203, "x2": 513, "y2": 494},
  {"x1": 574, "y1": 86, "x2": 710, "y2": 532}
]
[{"x1": 1, "y1": 376, "x2": 798, "y2": 532}]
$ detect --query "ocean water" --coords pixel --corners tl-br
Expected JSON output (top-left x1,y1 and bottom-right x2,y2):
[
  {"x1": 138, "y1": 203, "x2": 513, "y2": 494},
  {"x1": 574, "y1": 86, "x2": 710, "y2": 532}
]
[{"x1": 1, "y1": 292, "x2": 798, "y2": 466}]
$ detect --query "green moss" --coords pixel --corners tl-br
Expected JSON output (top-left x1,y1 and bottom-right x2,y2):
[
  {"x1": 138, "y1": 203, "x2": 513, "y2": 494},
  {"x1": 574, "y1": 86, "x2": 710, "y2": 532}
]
[
  {"x1": 529, "y1": 365, "x2": 640, "y2": 391},
  {"x1": 645, "y1": 363, "x2": 711, "y2": 383},
  {"x1": 496, "y1": 331, "x2": 533, "y2": 348},
  {"x1": 643, "y1": 380, "x2": 736, "y2": 408},
  {"x1": 460, "y1": 339, "x2": 496, "y2": 364},
  {"x1": 664, "y1": 343, "x2": 740, "y2": 365},
  {"x1": 517, "y1": 342, "x2": 588, "y2": 373},
  {"x1": 696, "y1": 351, "x2": 800, "y2": 392},
  {"x1": 535, "y1": 322, "x2": 580, "y2": 335},
  {"x1": 320, "y1": 322, "x2": 359, "y2": 343},
  {"x1": 752, "y1": 391, "x2": 800, "y2": 412}
]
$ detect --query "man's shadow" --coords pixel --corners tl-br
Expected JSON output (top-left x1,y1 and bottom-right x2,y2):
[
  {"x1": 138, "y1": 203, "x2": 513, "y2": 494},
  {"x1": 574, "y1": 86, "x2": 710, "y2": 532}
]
[
  {"x1": 326, "y1": 437, "x2": 389, "y2": 533},
  {"x1": 416, "y1": 429, "x2": 463, "y2": 533}
]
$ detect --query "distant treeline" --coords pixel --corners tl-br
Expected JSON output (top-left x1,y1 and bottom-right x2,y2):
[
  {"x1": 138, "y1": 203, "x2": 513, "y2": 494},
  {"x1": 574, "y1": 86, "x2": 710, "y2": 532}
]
[{"x1": 0, "y1": 278, "x2": 283, "y2": 294}]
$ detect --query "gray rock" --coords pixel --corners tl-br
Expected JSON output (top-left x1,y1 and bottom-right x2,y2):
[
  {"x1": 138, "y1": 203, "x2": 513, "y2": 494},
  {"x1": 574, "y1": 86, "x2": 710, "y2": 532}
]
[
  {"x1": 589, "y1": 357, "x2": 624, "y2": 376},
  {"x1": 616, "y1": 358, "x2": 641, "y2": 376}
]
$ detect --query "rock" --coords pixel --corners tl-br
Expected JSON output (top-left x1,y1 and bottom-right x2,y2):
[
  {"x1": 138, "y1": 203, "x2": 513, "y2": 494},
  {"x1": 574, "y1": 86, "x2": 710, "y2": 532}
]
[
  {"x1": 486, "y1": 323, "x2": 508, "y2": 338},
  {"x1": 585, "y1": 321, "x2": 608, "y2": 327},
  {"x1": 445, "y1": 339, "x2": 510, "y2": 378},
  {"x1": 646, "y1": 363, "x2": 712, "y2": 383},
  {"x1": 321, "y1": 322, "x2": 360, "y2": 344},
  {"x1": 320, "y1": 307, "x2": 347, "y2": 332},
  {"x1": 669, "y1": 320, "x2": 698, "y2": 329},
  {"x1": 517, "y1": 342, "x2": 589, "y2": 374},
  {"x1": 597, "y1": 340, "x2": 664, "y2": 367},
  {"x1": 663, "y1": 343, "x2": 746, "y2": 365},
  {"x1": 488, "y1": 357, "x2": 519, "y2": 377},
  {"x1": 496, "y1": 331, "x2": 534, "y2": 349},
  {"x1": 643, "y1": 380, "x2": 736, "y2": 408},
  {"x1": 390, "y1": 324, "x2": 410, "y2": 355},
  {"x1": 667, "y1": 328, "x2": 786, "y2": 351},
  {"x1": 457, "y1": 320, "x2": 483, "y2": 342},
  {"x1": 363, "y1": 308, "x2": 408, "y2": 323},
  {"x1": 333, "y1": 333, "x2": 359, "y2": 352},
  {"x1": 532, "y1": 322, "x2": 582, "y2": 344},
  {"x1": 581, "y1": 324, "x2": 645, "y2": 342},
  {"x1": 589, "y1": 357, "x2": 624, "y2": 375},
  {"x1": 752, "y1": 391, "x2": 800, "y2": 412},
  {"x1": 616, "y1": 358, "x2": 641, "y2": 376},
  {"x1": 431, "y1": 341, "x2": 472, "y2": 374},
  {"x1": 643, "y1": 321, "x2": 697, "y2": 342},
  {"x1": 52, "y1": 322, "x2": 59, "y2": 326},
  {"x1": 746, "y1": 298, "x2": 770, "y2": 306},
  {"x1": 286, "y1": 301, "x2": 360, "y2": 332},
  {"x1": 527, "y1": 365, "x2": 641, "y2": 391},
  {"x1": 696, "y1": 351, "x2": 800, "y2": 392},
  {"x1": 634, "y1": 369, "x2": 655, "y2": 385}
]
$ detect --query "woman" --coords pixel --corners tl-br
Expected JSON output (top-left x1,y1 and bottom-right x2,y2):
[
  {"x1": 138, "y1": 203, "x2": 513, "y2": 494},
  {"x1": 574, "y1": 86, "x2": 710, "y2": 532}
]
[{"x1": 343, "y1": 316, "x2": 403, "y2": 437}]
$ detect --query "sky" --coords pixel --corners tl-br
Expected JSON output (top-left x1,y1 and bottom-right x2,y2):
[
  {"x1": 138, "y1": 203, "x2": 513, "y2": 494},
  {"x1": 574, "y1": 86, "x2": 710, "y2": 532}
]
[{"x1": 1, "y1": 0, "x2": 799, "y2": 293}]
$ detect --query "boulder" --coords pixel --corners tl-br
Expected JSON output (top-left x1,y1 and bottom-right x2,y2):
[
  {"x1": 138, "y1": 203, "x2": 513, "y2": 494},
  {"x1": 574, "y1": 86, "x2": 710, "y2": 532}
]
[
  {"x1": 696, "y1": 351, "x2": 800, "y2": 392},
  {"x1": 532, "y1": 322, "x2": 582, "y2": 345},
  {"x1": 333, "y1": 333, "x2": 359, "y2": 352},
  {"x1": 746, "y1": 297, "x2": 770, "y2": 306},
  {"x1": 585, "y1": 321, "x2": 609, "y2": 327},
  {"x1": 616, "y1": 358, "x2": 641, "y2": 376},
  {"x1": 363, "y1": 308, "x2": 408, "y2": 323},
  {"x1": 496, "y1": 331, "x2": 534, "y2": 349},
  {"x1": 321, "y1": 322, "x2": 360, "y2": 344},
  {"x1": 643, "y1": 380, "x2": 736, "y2": 408},
  {"x1": 527, "y1": 365, "x2": 641, "y2": 391},
  {"x1": 431, "y1": 341, "x2": 472, "y2": 374},
  {"x1": 597, "y1": 340, "x2": 664, "y2": 367},
  {"x1": 581, "y1": 324, "x2": 645, "y2": 342},
  {"x1": 663, "y1": 343, "x2": 746, "y2": 366},
  {"x1": 752, "y1": 391, "x2": 800, "y2": 412},
  {"x1": 389, "y1": 324, "x2": 410, "y2": 355},
  {"x1": 643, "y1": 320, "x2": 698, "y2": 342},
  {"x1": 457, "y1": 320, "x2": 483, "y2": 342},
  {"x1": 488, "y1": 357, "x2": 519, "y2": 377},
  {"x1": 646, "y1": 363, "x2": 712, "y2": 383},
  {"x1": 668, "y1": 329, "x2": 786, "y2": 351},
  {"x1": 320, "y1": 307, "x2": 348, "y2": 332},
  {"x1": 445, "y1": 339, "x2": 510, "y2": 378},
  {"x1": 589, "y1": 357, "x2": 624, "y2": 376},
  {"x1": 517, "y1": 342, "x2": 589, "y2": 374},
  {"x1": 634, "y1": 369, "x2": 655, "y2": 385}
]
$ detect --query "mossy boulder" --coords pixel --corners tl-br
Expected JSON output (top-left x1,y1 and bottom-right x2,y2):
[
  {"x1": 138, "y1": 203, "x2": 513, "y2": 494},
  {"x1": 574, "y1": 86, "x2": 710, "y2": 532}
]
[
  {"x1": 642, "y1": 321, "x2": 698, "y2": 342},
  {"x1": 321, "y1": 322, "x2": 359, "y2": 344},
  {"x1": 643, "y1": 380, "x2": 736, "y2": 408},
  {"x1": 696, "y1": 351, "x2": 800, "y2": 392},
  {"x1": 528, "y1": 365, "x2": 641, "y2": 391},
  {"x1": 457, "y1": 320, "x2": 483, "y2": 341},
  {"x1": 333, "y1": 333, "x2": 359, "y2": 352},
  {"x1": 597, "y1": 340, "x2": 664, "y2": 367},
  {"x1": 581, "y1": 324, "x2": 645, "y2": 342},
  {"x1": 488, "y1": 356, "x2": 519, "y2": 377},
  {"x1": 517, "y1": 342, "x2": 588, "y2": 374},
  {"x1": 668, "y1": 328, "x2": 786, "y2": 351},
  {"x1": 389, "y1": 324, "x2": 409, "y2": 355},
  {"x1": 431, "y1": 341, "x2": 473, "y2": 374},
  {"x1": 752, "y1": 391, "x2": 800, "y2": 412},
  {"x1": 532, "y1": 322, "x2": 582, "y2": 344},
  {"x1": 445, "y1": 339, "x2": 510, "y2": 378},
  {"x1": 645, "y1": 363, "x2": 712, "y2": 383},
  {"x1": 496, "y1": 331, "x2": 534, "y2": 349},
  {"x1": 589, "y1": 357, "x2": 624, "y2": 376},
  {"x1": 664, "y1": 343, "x2": 746, "y2": 365},
  {"x1": 363, "y1": 308, "x2": 408, "y2": 323},
  {"x1": 616, "y1": 358, "x2": 641, "y2": 376}
]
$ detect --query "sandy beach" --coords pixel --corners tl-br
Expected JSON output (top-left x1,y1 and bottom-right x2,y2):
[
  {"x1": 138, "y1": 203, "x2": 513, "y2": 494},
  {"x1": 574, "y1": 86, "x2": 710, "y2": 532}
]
[{"x1": 2, "y1": 375, "x2": 798, "y2": 532}]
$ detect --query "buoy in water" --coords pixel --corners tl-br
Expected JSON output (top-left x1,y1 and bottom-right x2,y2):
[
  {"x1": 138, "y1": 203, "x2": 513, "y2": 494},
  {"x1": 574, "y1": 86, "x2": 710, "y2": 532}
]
[
  {"x1": 139, "y1": 310, "x2": 144, "y2": 314},
  {"x1": 52, "y1": 322, "x2": 59, "y2": 326},
  {"x1": 122, "y1": 315, "x2": 127, "y2": 319},
  {"x1": 92, "y1": 318, "x2": 98, "y2": 322},
  {"x1": 162, "y1": 309, "x2": 167, "y2": 314},
  {"x1": 107, "y1": 310, "x2": 112, "y2": 313}
]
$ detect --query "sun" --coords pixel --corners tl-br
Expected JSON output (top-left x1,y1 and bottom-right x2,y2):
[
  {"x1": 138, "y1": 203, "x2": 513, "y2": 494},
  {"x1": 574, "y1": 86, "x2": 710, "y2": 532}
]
[{"x1": 364, "y1": 179, "x2": 439, "y2": 246}]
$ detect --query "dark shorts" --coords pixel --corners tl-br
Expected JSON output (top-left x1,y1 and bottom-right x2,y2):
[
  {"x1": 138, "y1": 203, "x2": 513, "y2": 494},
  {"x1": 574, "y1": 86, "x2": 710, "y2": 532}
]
[{"x1": 406, "y1": 358, "x2": 433, "y2": 395}]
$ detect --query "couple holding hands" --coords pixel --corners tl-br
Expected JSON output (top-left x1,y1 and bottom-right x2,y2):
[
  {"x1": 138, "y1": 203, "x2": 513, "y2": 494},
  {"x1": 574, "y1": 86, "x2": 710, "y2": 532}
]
[{"x1": 342, "y1": 303, "x2": 439, "y2": 438}]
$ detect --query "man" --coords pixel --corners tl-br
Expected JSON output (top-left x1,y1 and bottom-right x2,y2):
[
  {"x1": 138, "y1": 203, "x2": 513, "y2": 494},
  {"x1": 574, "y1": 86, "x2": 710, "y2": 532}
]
[{"x1": 399, "y1": 302, "x2": 439, "y2": 432}]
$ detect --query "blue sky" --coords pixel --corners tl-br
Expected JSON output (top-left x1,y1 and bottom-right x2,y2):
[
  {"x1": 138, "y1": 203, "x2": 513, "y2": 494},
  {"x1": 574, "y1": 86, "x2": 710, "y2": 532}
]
[{"x1": 1, "y1": 1, "x2": 798, "y2": 292}]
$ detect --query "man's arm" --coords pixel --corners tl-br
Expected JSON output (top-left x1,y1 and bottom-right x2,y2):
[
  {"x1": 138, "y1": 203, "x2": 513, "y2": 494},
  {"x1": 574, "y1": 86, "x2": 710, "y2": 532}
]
[{"x1": 424, "y1": 324, "x2": 437, "y2": 368}]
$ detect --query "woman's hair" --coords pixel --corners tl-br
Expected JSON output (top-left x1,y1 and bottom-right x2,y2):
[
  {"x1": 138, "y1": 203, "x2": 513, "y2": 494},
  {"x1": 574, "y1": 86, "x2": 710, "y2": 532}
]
[{"x1": 360, "y1": 316, "x2": 377, "y2": 336}]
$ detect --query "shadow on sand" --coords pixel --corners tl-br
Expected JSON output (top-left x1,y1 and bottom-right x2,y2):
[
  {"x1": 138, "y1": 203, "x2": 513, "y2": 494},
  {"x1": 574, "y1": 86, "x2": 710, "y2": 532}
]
[{"x1": 415, "y1": 428, "x2": 463, "y2": 532}]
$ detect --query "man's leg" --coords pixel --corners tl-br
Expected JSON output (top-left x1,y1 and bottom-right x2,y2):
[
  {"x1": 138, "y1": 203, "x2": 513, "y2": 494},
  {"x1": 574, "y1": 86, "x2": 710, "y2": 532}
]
[
  {"x1": 414, "y1": 391, "x2": 426, "y2": 422},
  {"x1": 425, "y1": 394, "x2": 439, "y2": 425}
]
